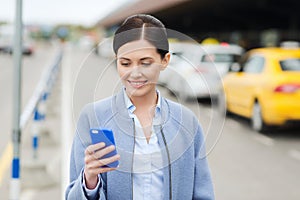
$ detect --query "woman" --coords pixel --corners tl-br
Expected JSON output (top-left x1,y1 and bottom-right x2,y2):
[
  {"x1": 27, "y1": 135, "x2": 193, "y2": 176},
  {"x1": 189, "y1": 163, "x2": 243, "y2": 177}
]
[{"x1": 66, "y1": 14, "x2": 214, "y2": 200}]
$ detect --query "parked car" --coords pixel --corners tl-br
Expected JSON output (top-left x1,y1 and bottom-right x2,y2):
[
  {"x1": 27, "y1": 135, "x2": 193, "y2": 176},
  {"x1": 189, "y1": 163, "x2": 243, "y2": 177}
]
[
  {"x1": 0, "y1": 24, "x2": 34, "y2": 56},
  {"x1": 2, "y1": 42, "x2": 34, "y2": 56},
  {"x1": 158, "y1": 42, "x2": 186, "y2": 86},
  {"x1": 0, "y1": 36, "x2": 8, "y2": 53},
  {"x1": 97, "y1": 37, "x2": 114, "y2": 58},
  {"x1": 219, "y1": 47, "x2": 300, "y2": 132},
  {"x1": 159, "y1": 42, "x2": 243, "y2": 101}
]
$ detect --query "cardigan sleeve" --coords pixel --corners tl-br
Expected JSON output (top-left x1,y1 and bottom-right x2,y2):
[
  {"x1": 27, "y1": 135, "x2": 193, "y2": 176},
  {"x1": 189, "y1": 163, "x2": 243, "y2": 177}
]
[
  {"x1": 65, "y1": 104, "x2": 107, "y2": 200},
  {"x1": 193, "y1": 122, "x2": 215, "y2": 200}
]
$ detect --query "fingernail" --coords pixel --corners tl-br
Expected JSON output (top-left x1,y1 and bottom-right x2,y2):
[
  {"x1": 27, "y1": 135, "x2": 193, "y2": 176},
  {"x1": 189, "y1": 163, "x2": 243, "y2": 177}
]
[{"x1": 100, "y1": 142, "x2": 105, "y2": 146}]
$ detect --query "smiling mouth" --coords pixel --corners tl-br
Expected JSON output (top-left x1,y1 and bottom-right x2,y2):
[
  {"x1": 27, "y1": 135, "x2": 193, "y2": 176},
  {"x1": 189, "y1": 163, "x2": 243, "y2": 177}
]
[{"x1": 128, "y1": 80, "x2": 148, "y2": 88}]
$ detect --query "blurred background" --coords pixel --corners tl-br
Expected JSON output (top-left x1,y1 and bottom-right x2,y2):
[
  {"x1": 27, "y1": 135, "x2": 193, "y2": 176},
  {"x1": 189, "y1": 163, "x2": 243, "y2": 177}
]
[{"x1": 0, "y1": 0, "x2": 300, "y2": 199}]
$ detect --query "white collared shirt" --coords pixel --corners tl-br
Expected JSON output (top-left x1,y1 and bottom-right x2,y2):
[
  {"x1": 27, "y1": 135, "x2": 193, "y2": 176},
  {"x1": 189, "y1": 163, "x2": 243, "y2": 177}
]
[{"x1": 124, "y1": 89, "x2": 164, "y2": 200}]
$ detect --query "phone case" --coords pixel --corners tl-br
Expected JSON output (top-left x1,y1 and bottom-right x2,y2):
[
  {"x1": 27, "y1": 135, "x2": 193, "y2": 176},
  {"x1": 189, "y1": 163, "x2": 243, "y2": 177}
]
[{"x1": 89, "y1": 128, "x2": 119, "y2": 168}]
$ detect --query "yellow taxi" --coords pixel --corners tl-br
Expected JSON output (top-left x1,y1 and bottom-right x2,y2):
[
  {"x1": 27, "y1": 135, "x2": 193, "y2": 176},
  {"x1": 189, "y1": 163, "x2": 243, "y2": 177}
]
[{"x1": 219, "y1": 45, "x2": 300, "y2": 132}]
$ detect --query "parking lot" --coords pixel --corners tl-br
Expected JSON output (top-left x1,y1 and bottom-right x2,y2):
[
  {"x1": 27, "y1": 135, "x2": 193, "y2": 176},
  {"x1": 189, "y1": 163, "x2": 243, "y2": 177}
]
[{"x1": 0, "y1": 43, "x2": 300, "y2": 199}]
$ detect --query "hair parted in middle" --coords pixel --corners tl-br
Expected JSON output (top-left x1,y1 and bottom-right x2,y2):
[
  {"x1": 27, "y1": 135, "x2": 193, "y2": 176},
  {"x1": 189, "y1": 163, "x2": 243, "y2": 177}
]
[{"x1": 113, "y1": 14, "x2": 169, "y2": 59}]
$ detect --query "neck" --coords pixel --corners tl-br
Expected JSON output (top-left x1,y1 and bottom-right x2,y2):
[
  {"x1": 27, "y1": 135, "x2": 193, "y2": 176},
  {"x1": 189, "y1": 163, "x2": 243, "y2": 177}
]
[{"x1": 128, "y1": 89, "x2": 157, "y2": 109}]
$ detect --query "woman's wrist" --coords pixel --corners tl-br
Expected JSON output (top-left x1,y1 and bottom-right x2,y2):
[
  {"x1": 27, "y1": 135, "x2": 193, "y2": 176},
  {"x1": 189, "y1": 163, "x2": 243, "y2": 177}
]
[{"x1": 84, "y1": 172, "x2": 99, "y2": 189}]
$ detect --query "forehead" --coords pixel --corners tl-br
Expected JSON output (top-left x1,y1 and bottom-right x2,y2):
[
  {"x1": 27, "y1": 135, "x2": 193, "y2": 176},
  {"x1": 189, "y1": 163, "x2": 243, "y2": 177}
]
[{"x1": 117, "y1": 40, "x2": 159, "y2": 59}]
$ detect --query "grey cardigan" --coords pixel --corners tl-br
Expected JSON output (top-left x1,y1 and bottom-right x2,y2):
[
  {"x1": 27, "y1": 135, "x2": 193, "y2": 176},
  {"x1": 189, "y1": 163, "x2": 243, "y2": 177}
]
[{"x1": 65, "y1": 90, "x2": 214, "y2": 200}]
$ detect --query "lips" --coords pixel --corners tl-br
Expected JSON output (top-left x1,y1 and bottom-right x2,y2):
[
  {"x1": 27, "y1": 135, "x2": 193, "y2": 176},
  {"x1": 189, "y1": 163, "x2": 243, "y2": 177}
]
[{"x1": 128, "y1": 80, "x2": 148, "y2": 88}]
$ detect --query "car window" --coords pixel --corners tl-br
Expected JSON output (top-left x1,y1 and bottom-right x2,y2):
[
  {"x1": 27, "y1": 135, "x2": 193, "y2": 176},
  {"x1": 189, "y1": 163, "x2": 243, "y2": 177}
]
[
  {"x1": 169, "y1": 53, "x2": 195, "y2": 70},
  {"x1": 201, "y1": 54, "x2": 240, "y2": 63},
  {"x1": 170, "y1": 53, "x2": 182, "y2": 64},
  {"x1": 280, "y1": 58, "x2": 300, "y2": 71},
  {"x1": 243, "y1": 56, "x2": 265, "y2": 73}
]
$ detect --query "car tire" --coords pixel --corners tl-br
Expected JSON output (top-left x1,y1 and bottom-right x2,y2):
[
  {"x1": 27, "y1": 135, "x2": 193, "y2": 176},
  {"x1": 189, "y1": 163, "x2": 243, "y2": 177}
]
[{"x1": 251, "y1": 102, "x2": 267, "y2": 132}]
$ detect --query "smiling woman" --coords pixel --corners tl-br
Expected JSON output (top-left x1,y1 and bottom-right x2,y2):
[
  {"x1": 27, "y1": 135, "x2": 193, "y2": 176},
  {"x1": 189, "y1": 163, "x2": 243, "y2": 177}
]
[
  {"x1": 117, "y1": 39, "x2": 168, "y2": 99},
  {"x1": 65, "y1": 14, "x2": 214, "y2": 200}
]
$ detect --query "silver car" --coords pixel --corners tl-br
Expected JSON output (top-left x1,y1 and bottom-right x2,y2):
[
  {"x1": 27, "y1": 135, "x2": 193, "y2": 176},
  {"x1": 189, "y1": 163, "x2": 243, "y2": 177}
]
[{"x1": 159, "y1": 42, "x2": 244, "y2": 101}]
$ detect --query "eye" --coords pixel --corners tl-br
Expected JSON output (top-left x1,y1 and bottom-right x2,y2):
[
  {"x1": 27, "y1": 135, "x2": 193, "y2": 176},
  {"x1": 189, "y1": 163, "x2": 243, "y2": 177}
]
[
  {"x1": 120, "y1": 62, "x2": 130, "y2": 67},
  {"x1": 141, "y1": 62, "x2": 152, "y2": 66}
]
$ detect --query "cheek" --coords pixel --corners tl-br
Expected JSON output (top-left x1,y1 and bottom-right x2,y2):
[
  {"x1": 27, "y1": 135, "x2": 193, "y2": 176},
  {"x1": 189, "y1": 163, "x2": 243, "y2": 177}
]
[
  {"x1": 147, "y1": 65, "x2": 161, "y2": 79},
  {"x1": 117, "y1": 66, "x2": 129, "y2": 80}
]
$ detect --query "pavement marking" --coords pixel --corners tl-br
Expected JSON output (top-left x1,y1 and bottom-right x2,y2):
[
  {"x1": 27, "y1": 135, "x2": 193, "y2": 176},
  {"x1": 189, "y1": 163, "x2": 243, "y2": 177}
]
[
  {"x1": 253, "y1": 134, "x2": 275, "y2": 146},
  {"x1": 0, "y1": 142, "x2": 13, "y2": 186},
  {"x1": 288, "y1": 149, "x2": 300, "y2": 161}
]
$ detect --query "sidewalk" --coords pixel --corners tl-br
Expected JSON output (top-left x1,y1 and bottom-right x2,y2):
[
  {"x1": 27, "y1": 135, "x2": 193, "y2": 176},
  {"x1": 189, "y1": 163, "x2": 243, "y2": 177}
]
[
  {"x1": 18, "y1": 43, "x2": 94, "y2": 200},
  {"x1": 20, "y1": 61, "x2": 63, "y2": 200},
  {"x1": 12, "y1": 44, "x2": 96, "y2": 200}
]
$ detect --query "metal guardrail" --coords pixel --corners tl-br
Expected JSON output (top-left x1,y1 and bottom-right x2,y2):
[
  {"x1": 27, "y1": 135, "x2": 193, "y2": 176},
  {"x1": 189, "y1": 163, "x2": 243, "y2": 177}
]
[
  {"x1": 10, "y1": 48, "x2": 63, "y2": 200},
  {"x1": 20, "y1": 50, "x2": 62, "y2": 129}
]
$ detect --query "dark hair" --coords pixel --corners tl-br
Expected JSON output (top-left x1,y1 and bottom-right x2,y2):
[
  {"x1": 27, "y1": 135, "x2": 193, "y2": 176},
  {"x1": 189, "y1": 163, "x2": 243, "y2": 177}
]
[{"x1": 113, "y1": 14, "x2": 169, "y2": 59}]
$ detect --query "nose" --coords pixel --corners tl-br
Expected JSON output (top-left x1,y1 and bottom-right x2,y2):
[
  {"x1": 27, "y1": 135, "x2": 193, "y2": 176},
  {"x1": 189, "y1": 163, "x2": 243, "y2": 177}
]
[{"x1": 130, "y1": 65, "x2": 142, "y2": 78}]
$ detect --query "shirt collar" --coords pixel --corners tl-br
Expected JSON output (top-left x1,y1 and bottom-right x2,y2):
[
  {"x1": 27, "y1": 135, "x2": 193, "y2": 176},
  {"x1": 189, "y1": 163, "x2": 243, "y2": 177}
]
[{"x1": 123, "y1": 88, "x2": 162, "y2": 116}]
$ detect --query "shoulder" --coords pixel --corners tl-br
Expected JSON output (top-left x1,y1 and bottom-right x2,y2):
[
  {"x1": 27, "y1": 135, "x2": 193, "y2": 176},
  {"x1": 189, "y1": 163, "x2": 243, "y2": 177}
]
[
  {"x1": 164, "y1": 98, "x2": 197, "y2": 119},
  {"x1": 81, "y1": 95, "x2": 114, "y2": 113},
  {"x1": 94, "y1": 95, "x2": 115, "y2": 112},
  {"x1": 79, "y1": 95, "x2": 116, "y2": 126},
  {"x1": 163, "y1": 97, "x2": 199, "y2": 130}
]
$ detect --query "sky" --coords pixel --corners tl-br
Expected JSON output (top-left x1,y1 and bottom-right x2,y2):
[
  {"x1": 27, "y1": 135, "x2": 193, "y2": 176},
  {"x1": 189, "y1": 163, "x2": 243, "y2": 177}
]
[{"x1": 0, "y1": 0, "x2": 133, "y2": 26}]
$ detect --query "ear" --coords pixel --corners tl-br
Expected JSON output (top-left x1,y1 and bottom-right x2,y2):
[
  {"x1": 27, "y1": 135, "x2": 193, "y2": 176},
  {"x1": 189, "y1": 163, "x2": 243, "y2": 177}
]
[{"x1": 160, "y1": 52, "x2": 171, "y2": 71}]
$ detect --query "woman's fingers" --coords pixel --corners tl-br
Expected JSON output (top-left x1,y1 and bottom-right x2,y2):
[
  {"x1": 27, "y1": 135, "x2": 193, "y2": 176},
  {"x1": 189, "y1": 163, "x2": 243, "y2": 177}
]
[
  {"x1": 86, "y1": 165, "x2": 118, "y2": 176},
  {"x1": 97, "y1": 154, "x2": 120, "y2": 167},
  {"x1": 84, "y1": 143, "x2": 120, "y2": 169},
  {"x1": 85, "y1": 145, "x2": 117, "y2": 163},
  {"x1": 85, "y1": 142, "x2": 106, "y2": 155},
  {"x1": 86, "y1": 153, "x2": 120, "y2": 168},
  {"x1": 85, "y1": 154, "x2": 120, "y2": 178},
  {"x1": 84, "y1": 142, "x2": 120, "y2": 184},
  {"x1": 93, "y1": 145, "x2": 116, "y2": 159}
]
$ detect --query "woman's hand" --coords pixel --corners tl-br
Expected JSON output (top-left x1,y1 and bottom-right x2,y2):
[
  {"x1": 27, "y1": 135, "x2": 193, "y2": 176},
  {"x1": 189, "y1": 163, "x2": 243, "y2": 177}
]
[{"x1": 84, "y1": 142, "x2": 120, "y2": 189}]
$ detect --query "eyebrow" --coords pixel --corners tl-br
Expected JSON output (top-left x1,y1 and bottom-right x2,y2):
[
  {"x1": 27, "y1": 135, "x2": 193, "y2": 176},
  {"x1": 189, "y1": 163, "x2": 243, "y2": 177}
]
[
  {"x1": 118, "y1": 57, "x2": 131, "y2": 61},
  {"x1": 140, "y1": 57, "x2": 153, "y2": 61},
  {"x1": 118, "y1": 57, "x2": 154, "y2": 61}
]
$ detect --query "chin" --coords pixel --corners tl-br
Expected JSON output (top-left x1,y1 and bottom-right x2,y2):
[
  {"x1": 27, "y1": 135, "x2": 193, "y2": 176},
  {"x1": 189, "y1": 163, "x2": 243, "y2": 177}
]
[
  {"x1": 125, "y1": 86, "x2": 152, "y2": 98},
  {"x1": 126, "y1": 89, "x2": 146, "y2": 97}
]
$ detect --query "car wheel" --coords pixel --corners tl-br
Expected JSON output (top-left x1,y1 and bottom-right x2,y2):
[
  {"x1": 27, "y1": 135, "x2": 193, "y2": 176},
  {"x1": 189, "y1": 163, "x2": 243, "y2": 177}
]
[{"x1": 251, "y1": 102, "x2": 267, "y2": 132}]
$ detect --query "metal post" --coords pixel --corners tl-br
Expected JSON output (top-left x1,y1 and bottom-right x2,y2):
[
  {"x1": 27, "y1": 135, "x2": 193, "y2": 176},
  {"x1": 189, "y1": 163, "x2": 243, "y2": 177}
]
[
  {"x1": 10, "y1": 0, "x2": 23, "y2": 199},
  {"x1": 31, "y1": 96, "x2": 46, "y2": 159},
  {"x1": 39, "y1": 93, "x2": 47, "y2": 120},
  {"x1": 32, "y1": 109, "x2": 41, "y2": 159}
]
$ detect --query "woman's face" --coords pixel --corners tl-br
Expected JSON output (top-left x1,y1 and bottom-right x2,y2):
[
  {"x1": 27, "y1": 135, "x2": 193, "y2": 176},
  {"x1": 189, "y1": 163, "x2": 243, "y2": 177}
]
[{"x1": 117, "y1": 40, "x2": 170, "y2": 98}]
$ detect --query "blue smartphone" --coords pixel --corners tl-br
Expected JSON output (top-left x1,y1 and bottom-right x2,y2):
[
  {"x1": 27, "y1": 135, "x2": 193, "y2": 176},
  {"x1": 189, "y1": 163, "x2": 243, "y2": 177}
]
[{"x1": 89, "y1": 128, "x2": 119, "y2": 168}]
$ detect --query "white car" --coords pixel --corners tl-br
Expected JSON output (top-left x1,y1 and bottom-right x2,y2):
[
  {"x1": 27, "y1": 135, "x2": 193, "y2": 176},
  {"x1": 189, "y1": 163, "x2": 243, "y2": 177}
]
[
  {"x1": 159, "y1": 42, "x2": 244, "y2": 101},
  {"x1": 97, "y1": 37, "x2": 115, "y2": 58},
  {"x1": 158, "y1": 42, "x2": 185, "y2": 86}
]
